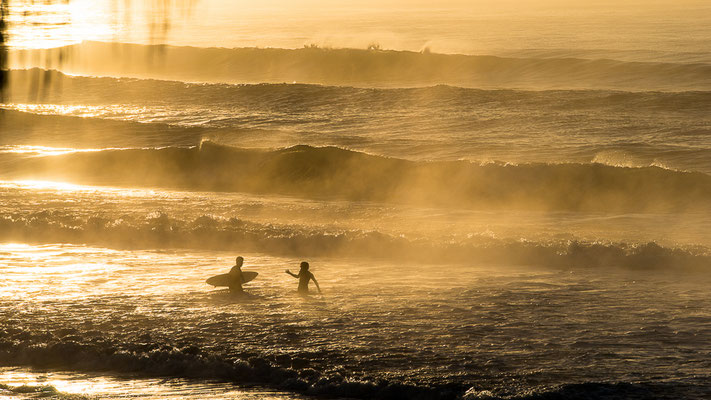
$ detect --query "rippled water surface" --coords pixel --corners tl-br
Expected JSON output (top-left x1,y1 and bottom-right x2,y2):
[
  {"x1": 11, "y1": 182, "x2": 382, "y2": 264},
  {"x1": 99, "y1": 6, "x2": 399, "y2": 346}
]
[
  {"x1": 2, "y1": 1, "x2": 711, "y2": 398},
  {"x1": 2, "y1": 242, "x2": 711, "y2": 398}
]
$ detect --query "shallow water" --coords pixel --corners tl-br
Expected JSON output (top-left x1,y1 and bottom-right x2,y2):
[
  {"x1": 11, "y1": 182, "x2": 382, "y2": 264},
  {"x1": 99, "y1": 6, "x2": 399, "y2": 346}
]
[
  {"x1": 0, "y1": 367, "x2": 302, "y2": 399},
  {"x1": 2, "y1": 243, "x2": 711, "y2": 398}
]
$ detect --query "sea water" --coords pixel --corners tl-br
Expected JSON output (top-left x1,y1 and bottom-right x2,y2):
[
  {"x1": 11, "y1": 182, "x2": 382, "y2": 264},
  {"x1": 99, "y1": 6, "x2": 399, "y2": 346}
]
[
  {"x1": 1, "y1": 239, "x2": 711, "y2": 398},
  {"x1": 2, "y1": 1, "x2": 711, "y2": 399}
]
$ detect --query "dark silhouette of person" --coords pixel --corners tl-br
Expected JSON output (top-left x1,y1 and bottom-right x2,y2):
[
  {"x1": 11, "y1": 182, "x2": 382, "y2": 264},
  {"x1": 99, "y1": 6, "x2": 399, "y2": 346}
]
[
  {"x1": 228, "y1": 256, "x2": 245, "y2": 294},
  {"x1": 286, "y1": 261, "x2": 321, "y2": 295}
]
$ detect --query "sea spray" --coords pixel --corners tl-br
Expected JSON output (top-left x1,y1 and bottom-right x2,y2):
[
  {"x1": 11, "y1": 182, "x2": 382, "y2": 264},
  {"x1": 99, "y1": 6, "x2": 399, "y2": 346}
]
[{"x1": 2, "y1": 142, "x2": 711, "y2": 212}]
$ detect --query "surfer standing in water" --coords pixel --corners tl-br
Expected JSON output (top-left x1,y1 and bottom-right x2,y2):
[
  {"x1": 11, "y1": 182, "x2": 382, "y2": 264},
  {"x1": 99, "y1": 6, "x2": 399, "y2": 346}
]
[
  {"x1": 286, "y1": 261, "x2": 321, "y2": 295},
  {"x1": 228, "y1": 256, "x2": 245, "y2": 294}
]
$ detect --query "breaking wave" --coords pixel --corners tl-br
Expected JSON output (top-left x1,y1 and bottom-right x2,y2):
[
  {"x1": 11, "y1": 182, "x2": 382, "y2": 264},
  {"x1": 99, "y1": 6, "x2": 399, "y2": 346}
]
[
  {"x1": 4, "y1": 71, "x2": 711, "y2": 173},
  {"x1": 11, "y1": 42, "x2": 711, "y2": 90},
  {"x1": 2, "y1": 142, "x2": 711, "y2": 212},
  {"x1": 1, "y1": 210, "x2": 709, "y2": 271},
  {"x1": 6, "y1": 68, "x2": 711, "y2": 112},
  {"x1": 0, "y1": 325, "x2": 708, "y2": 400},
  {"x1": 0, "y1": 327, "x2": 459, "y2": 400}
]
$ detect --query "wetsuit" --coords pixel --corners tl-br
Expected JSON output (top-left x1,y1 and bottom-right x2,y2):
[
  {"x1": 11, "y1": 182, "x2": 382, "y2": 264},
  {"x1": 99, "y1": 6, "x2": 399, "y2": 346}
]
[
  {"x1": 297, "y1": 270, "x2": 313, "y2": 294},
  {"x1": 229, "y1": 266, "x2": 244, "y2": 293}
]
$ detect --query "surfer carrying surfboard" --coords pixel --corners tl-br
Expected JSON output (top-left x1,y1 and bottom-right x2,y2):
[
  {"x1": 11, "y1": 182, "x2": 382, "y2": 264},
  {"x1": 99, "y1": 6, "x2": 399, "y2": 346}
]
[
  {"x1": 205, "y1": 257, "x2": 258, "y2": 293},
  {"x1": 286, "y1": 261, "x2": 321, "y2": 295},
  {"x1": 228, "y1": 256, "x2": 245, "y2": 293}
]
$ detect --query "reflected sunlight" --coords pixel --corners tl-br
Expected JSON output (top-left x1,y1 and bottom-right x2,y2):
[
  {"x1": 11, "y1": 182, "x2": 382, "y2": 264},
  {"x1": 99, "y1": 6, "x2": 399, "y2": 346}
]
[
  {"x1": 1, "y1": 1, "x2": 711, "y2": 399},
  {"x1": 0, "y1": 179, "x2": 159, "y2": 197},
  {"x1": 6, "y1": 0, "x2": 112, "y2": 49},
  {"x1": 0, "y1": 144, "x2": 103, "y2": 157}
]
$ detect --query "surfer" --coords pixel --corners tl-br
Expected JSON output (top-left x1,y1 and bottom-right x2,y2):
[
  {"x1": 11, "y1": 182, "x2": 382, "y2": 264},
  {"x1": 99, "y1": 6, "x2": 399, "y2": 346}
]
[
  {"x1": 228, "y1": 256, "x2": 245, "y2": 294},
  {"x1": 286, "y1": 261, "x2": 321, "y2": 295},
  {"x1": 205, "y1": 257, "x2": 258, "y2": 293}
]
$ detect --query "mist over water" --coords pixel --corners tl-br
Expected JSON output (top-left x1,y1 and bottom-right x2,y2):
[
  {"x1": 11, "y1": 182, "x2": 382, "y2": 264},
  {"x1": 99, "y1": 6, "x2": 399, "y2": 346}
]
[
  {"x1": 13, "y1": 42, "x2": 711, "y2": 91},
  {"x1": 3, "y1": 69, "x2": 711, "y2": 173},
  {"x1": 2, "y1": 1, "x2": 711, "y2": 399}
]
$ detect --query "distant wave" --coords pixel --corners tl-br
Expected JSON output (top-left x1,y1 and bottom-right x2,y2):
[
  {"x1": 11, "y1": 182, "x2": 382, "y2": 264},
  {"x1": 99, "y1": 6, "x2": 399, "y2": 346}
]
[
  {"x1": 7, "y1": 69, "x2": 711, "y2": 112},
  {"x1": 0, "y1": 107, "x2": 210, "y2": 149},
  {"x1": 5, "y1": 70, "x2": 711, "y2": 173},
  {"x1": 498, "y1": 48, "x2": 711, "y2": 65},
  {"x1": 10, "y1": 42, "x2": 711, "y2": 90},
  {"x1": 1, "y1": 209, "x2": 710, "y2": 270},
  {"x1": 2, "y1": 142, "x2": 711, "y2": 212}
]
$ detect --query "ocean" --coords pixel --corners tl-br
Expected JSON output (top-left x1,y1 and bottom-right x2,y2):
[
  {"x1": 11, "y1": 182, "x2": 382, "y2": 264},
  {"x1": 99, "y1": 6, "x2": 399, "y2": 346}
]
[{"x1": 1, "y1": 1, "x2": 711, "y2": 399}]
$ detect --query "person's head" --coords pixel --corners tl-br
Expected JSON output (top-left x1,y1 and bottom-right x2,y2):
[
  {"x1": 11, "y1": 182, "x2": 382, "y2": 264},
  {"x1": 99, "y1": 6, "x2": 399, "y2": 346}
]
[
  {"x1": 299, "y1": 261, "x2": 309, "y2": 271},
  {"x1": 235, "y1": 256, "x2": 244, "y2": 267}
]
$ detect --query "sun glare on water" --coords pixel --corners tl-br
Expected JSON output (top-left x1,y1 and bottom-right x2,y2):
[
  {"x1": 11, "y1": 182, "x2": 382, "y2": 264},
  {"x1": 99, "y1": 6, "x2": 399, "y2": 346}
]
[
  {"x1": 7, "y1": 0, "x2": 200, "y2": 50},
  {"x1": 6, "y1": 0, "x2": 114, "y2": 49},
  {"x1": 0, "y1": 179, "x2": 160, "y2": 197},
  {"x1": 2, "y1": 179, "x2": 97, "y2": 192},
  {"x1": 0, "y1": 144, "x2": 103, "y2": 157}
]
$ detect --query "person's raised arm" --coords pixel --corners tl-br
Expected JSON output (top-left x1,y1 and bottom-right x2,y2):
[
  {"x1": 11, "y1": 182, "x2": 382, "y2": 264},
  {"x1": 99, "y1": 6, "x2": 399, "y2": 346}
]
[
  {"x1": 285, "y1": 269, "x2": 298, "y2": 278},
  {"x1": 311, "y1": 274, "x2": 322, "y2": 294}
]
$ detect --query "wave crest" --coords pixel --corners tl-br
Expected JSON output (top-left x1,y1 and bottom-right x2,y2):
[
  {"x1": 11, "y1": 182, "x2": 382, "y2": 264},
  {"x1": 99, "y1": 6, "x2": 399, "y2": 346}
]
[
  {"x1": 2, "y1": 142, "x2": 711, "y2": 212},
  {"x1": 11, "y1": 42, "x2": 711, "y2": 90},
  {"x1": 1, "y1": 210, "x2": 709, "y2": 270}
]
